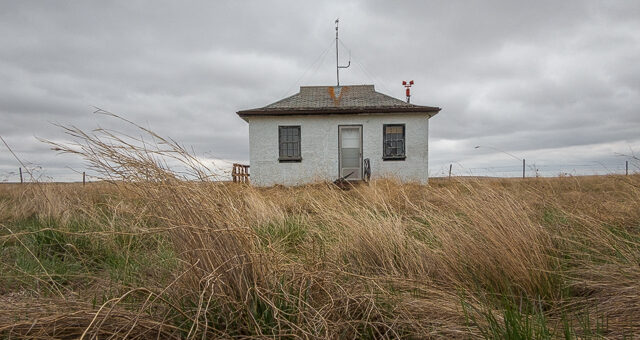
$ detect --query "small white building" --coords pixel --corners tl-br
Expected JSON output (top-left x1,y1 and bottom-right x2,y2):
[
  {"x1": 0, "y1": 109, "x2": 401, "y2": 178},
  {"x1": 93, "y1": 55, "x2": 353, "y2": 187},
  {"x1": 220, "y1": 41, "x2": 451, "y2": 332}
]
[{"x1": 237, "y1": 85, "x2": 440, "y2": 186}]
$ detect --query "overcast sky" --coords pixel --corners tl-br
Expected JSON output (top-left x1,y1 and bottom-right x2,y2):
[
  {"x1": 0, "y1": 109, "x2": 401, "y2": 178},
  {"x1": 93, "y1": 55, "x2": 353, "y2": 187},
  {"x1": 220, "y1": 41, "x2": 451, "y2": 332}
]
[{"x1": 1, "y1": 1, "x2": 639, "y2": 181}]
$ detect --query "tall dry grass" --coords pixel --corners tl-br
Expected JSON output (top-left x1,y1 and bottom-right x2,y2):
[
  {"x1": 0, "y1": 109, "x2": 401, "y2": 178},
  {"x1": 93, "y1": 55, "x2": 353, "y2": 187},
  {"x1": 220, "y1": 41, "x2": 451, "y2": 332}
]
[{"x1": 1, "y1": 115, "x2": 639, "y2": 338}]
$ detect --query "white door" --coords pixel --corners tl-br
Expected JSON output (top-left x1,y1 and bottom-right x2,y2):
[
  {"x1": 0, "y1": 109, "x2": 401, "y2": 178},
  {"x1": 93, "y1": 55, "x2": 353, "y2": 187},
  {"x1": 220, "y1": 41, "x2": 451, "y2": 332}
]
[{"x1": 338, "y1": 125, "x2": 362, "y2": 180}]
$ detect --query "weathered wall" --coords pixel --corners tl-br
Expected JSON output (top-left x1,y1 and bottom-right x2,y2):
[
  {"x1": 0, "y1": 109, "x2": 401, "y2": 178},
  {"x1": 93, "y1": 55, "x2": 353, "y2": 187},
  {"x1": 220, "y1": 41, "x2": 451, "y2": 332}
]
[{"x1": 247, "y1": 113, "x2": 431, "y2": 186}]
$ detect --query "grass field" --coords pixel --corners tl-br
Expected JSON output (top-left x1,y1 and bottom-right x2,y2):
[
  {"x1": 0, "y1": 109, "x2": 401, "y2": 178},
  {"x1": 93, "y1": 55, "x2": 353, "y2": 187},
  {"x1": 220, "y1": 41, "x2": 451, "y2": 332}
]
[
  {"x1": 1, "y1": 174, "x2": 639, "y2": 339},
  {"x1": 1, "y1": 122, "x2": 639, "y2": 338}
]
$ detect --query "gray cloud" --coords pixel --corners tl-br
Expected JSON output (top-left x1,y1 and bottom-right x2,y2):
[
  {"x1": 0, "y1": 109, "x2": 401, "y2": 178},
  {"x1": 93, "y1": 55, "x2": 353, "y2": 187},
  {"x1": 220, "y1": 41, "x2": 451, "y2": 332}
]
[{"x1": 1, "y1": 1, "x2": 639, "y2": 181}]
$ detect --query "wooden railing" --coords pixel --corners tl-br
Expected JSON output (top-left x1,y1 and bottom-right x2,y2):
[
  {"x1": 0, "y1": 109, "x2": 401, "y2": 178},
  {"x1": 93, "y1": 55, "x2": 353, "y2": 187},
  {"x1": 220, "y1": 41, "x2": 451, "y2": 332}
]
[{"x1": 232, "y1": 163, "x2": 250, "y2": 184}]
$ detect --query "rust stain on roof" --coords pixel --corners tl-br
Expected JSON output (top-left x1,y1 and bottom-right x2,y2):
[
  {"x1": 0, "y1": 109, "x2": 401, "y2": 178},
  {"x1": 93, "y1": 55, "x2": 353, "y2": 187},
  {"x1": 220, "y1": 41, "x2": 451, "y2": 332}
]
[{"x1": 327, "y1": 86, "x2": 349, "y2": 106}]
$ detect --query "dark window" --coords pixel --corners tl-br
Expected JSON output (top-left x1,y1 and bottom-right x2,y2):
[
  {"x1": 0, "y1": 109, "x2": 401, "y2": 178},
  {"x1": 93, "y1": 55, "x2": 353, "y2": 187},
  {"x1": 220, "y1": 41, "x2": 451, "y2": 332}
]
[
  {"x1": 278, "y1": 126, "x2": 301, "y2": 162},
  {"x1": 383, "y1": 124, "x2": 406, "y2": 160}
]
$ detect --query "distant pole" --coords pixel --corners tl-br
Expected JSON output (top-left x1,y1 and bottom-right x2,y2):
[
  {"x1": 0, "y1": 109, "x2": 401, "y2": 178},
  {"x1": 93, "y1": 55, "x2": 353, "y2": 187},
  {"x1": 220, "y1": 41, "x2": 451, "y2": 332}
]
[
  {"x1": 336, "y1": 19, "x2": 339, "y2": 86},
  {"x1": 522, "y1": 159, "x2": 525, "y2": 179},
  {"x1": 19, "y1": 167, "x2": 23, "y2": 184},
  {"x1": 626, "y1": 160, "x2": 629, "y2": 176},
  {"x1": 449, "y1": 164, "x2": 452, "y2": 179},
  {"x1": 83, "y1": 172, "x2": 86, "y2": 186}
]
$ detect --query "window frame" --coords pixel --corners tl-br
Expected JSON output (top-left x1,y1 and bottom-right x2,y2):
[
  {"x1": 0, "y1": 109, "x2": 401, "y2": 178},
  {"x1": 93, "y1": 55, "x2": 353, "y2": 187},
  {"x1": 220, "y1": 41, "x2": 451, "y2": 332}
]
[
  {"x1": 278, "y1": 125, "x2": 302, "y2": 162},
  {"x1": 382, "y1": 124, "x2": 406, "y2": 161}
]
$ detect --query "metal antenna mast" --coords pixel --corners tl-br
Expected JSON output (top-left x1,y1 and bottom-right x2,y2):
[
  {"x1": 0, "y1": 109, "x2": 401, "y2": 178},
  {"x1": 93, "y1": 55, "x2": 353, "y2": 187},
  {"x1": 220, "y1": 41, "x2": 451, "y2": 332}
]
[{"x1": 335, "y1": 18, "x2": 350, "y2": 86}]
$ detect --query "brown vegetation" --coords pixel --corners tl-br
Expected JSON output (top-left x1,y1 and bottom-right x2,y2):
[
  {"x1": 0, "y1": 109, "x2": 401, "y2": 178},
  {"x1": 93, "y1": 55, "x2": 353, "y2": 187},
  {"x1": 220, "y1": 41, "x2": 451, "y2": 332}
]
[{"x1": 1, "y1": 119, "x2": 638, "y2": 338}]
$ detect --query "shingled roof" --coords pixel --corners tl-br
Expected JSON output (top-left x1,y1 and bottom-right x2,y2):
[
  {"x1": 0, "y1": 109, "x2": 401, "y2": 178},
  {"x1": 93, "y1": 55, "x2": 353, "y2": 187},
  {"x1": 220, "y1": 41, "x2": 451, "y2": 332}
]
[{"x1": 237, "y1": 85, "x2": 441, "y2": 119}]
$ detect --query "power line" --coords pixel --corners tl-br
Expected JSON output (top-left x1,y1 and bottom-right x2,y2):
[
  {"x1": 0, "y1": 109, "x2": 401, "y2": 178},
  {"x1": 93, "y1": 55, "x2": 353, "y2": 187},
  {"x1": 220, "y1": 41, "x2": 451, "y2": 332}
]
[
  {"x1": 280, "y1": 39, "x2": 335, "y2": 98},
  {"x1": 338, "y1": 38, "x2": 392, "y2": 94}
]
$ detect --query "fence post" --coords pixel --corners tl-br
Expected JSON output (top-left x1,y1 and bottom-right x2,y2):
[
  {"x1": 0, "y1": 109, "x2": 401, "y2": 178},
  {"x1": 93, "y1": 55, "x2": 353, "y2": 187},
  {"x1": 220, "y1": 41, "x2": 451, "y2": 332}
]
[
  {"x1": 626, "y1": 160, "x2": 629, "y2": 176},
  {"x1": 232, "y1": 164, "x2": 237, "y2": 183},
  {"x1": 19, "y1": 167, "x2": 23, "y2": 184},
  {"x1": 522, "y1": 159, "x2": 525, "y2": 179},
  {"x1": 83, "y1": 172, "x2": 86, "y2": 186},
  {"x1": 448, "y1": 164, "x2": 452, "y2": 179}
]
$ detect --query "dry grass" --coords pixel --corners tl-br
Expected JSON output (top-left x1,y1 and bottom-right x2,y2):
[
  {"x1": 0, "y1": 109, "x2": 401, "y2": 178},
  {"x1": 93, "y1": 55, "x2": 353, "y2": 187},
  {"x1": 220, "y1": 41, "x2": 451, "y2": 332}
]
[{"x1": 1, "y1": 117, "x2": 639, "y2": 338}]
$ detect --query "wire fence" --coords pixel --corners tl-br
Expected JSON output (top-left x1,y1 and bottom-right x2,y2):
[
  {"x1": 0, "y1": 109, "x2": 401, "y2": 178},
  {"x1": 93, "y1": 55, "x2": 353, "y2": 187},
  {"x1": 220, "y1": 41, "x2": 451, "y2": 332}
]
[
  {"x1": 2, "y1": 159, "x2": 639, "y2": 184},
  {"x1": 434, "y1": 160, "x2": 639, "y2": 178}
]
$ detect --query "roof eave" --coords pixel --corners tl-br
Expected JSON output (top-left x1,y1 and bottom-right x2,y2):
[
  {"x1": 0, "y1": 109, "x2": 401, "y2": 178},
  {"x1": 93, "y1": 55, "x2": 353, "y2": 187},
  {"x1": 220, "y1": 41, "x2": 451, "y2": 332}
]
[{"x1": 237, "y1": 106, "x2": 441, "y2": 119}]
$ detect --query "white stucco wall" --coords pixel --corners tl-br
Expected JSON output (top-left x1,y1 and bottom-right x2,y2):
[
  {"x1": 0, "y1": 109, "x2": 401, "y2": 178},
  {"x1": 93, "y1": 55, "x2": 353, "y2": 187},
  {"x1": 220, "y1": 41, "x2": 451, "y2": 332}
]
[{"x1": 247, "y1": 113, "x2": 431, "y2": 186}]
